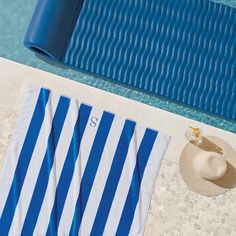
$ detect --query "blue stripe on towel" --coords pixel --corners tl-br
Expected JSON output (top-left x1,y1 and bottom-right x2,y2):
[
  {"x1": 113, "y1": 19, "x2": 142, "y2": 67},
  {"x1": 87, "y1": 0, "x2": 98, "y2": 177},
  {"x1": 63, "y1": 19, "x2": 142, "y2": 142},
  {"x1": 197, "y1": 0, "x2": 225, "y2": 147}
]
[
  {"x1": 0, "y1": 88, "x2": 50, "y2": 235},
  {"x1": 21, "y1": 95, "x2": 70, "y2": 235},
  {"x1": 69, "y1": 111, "x2": 115, "y2": 236},
  {"x1": 46, "y1": 104, "x2": 92, "y2": 236},
  {"x1": 116, "y1": 128, "x2": 158, "y2": 235},
  {"x1": 90, "y1": 120, "x2": 136, "y2": 236}
]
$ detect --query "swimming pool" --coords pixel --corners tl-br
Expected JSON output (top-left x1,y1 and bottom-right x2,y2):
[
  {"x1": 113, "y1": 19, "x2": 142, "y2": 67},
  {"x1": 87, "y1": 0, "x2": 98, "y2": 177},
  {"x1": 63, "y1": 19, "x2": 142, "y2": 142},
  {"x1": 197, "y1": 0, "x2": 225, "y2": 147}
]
[{"x1": 0, "y1": 0, "x2": 235, "y2": 133}]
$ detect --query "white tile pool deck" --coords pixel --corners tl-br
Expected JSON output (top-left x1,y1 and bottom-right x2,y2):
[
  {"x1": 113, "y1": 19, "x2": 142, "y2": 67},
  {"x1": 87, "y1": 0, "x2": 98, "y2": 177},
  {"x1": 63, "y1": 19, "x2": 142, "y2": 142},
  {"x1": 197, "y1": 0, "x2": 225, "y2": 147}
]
[{"x1": 0, "y1": 57, "x2": 235, "y2": 235}]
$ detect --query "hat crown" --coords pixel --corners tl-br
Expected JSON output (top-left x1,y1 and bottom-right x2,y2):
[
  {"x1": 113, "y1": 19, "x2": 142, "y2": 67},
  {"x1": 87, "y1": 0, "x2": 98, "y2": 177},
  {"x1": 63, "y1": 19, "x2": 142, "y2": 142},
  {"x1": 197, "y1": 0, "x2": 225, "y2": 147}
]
[{"x1": 194, "y1": 152, "x2": 227, "y2": 180}]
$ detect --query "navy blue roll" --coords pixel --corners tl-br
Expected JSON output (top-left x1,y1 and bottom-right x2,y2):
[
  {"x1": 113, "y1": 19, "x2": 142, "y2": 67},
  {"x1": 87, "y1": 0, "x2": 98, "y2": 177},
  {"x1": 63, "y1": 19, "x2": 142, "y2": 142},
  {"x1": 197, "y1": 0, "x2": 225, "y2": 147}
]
[
  {"x1": 24, "y1": 0, "x2": 236, "y2": 120},
  {"x1": 24, "y1": 0, "x2": 84, "y2": 60}
]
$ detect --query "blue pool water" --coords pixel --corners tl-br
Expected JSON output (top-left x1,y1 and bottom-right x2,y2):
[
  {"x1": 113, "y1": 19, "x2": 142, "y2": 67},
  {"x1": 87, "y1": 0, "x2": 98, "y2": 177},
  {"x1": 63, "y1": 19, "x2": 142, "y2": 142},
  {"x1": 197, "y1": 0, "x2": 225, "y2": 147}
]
[{"x1": 0, "y1": 0, "x2": 235, "y2": 133}]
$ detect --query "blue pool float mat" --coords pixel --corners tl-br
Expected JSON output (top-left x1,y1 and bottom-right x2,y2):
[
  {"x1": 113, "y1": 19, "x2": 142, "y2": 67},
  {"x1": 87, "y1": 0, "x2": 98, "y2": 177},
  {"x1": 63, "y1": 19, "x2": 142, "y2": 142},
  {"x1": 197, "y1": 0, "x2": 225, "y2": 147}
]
[{"x1": 24, "y1": 0, "x2": 236, "y2": 120}]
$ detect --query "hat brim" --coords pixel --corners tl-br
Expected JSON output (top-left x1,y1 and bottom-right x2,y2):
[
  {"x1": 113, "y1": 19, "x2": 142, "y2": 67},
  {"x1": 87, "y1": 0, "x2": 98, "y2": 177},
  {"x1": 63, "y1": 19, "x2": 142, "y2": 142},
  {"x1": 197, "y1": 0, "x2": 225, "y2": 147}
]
[{"x1": 180, "y1": 136, "x2": 236, "y2": 197}]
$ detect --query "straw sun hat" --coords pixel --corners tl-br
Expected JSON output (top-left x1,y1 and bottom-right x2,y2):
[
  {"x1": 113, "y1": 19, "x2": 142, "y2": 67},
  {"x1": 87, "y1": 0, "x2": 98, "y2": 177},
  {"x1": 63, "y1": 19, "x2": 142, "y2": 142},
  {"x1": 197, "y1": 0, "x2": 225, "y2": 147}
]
[{"x1": 180, "y1": 135, "x2": 236, "y2": 197}]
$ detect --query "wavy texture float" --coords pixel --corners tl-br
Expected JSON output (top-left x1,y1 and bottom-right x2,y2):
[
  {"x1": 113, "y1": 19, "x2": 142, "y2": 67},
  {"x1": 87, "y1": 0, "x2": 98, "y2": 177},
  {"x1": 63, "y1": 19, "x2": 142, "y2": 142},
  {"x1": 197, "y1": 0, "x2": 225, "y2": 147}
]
[{"x1": 25, "y1": 0, "x2": 236, "y2": 119}]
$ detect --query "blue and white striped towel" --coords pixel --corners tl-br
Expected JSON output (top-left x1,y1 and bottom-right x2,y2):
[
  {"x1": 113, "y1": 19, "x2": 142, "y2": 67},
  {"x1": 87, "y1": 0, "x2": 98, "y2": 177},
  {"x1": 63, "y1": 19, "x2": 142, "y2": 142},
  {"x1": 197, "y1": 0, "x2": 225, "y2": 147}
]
[{"x1": 0, "y1": 86, "x2": 170, "y2": 236}]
